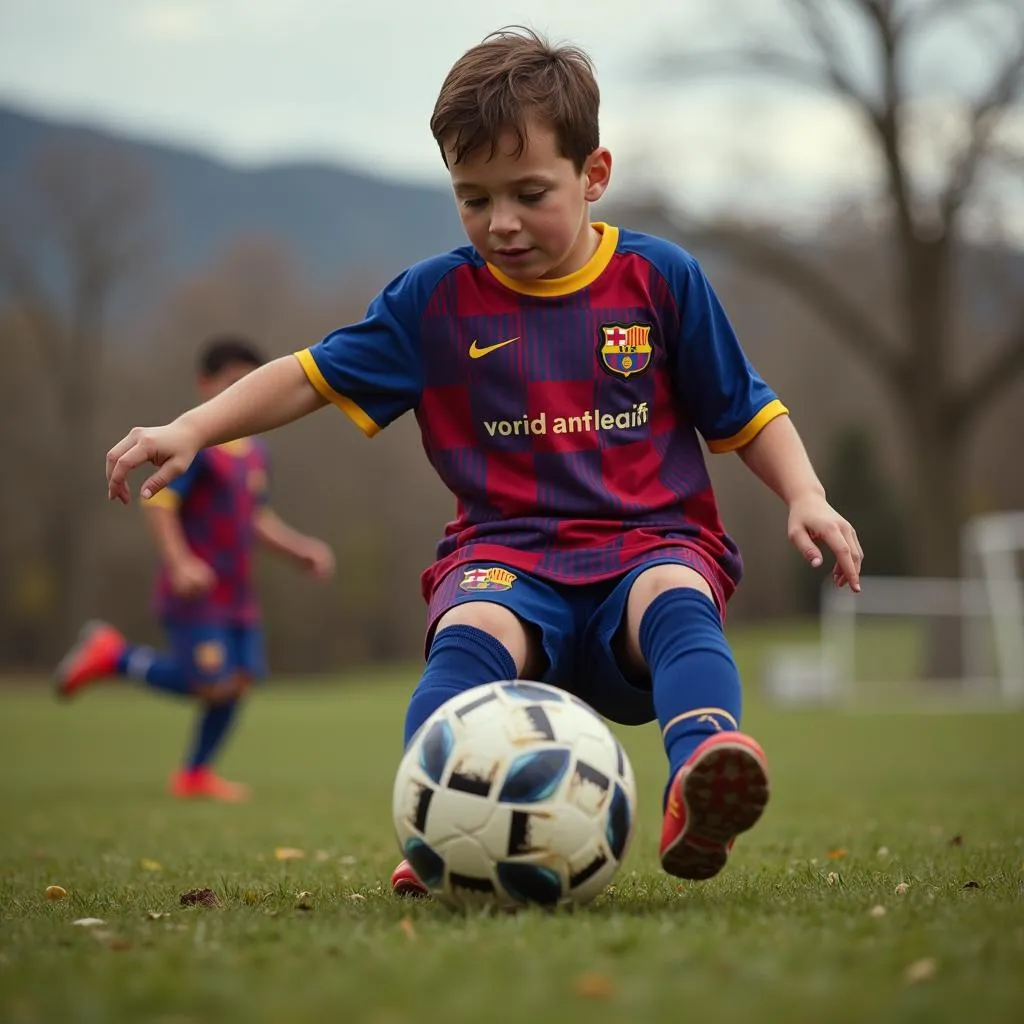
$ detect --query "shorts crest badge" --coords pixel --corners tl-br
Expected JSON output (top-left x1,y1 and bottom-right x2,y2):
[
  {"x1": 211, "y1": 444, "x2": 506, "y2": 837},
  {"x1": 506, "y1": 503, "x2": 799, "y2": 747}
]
[
  {"x1": 459, "y1": 567, "x2": 517, "y2": 592},
  {"x1": 598, "y1": 323, "x2": 653, "y2": 379},
  {"x1": 193, "y1": 640, "x2": 226, "y2": 674}
]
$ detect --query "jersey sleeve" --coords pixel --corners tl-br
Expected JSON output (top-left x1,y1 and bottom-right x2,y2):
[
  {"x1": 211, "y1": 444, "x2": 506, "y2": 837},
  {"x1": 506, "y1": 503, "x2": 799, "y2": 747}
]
[
  {"x1": 295, "y1": 252, "x2": 466, "y2": 437},
  {"x1": 673, "y1": 259, "x2": 787, "y2": 452},
  {"x1": 142, "y1": 452, "x2": 204, "y2": 509}
]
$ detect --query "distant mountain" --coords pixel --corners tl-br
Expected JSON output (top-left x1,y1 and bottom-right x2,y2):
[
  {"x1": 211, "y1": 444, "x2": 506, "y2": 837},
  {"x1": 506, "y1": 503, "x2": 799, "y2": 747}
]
[{"x1": 0, "y1": 104, "x2": 466, "y2": 285}]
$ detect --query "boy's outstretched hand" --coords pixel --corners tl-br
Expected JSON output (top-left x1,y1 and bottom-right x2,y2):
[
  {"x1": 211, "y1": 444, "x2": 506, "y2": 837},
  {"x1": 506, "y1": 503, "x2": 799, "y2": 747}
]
[
  {"x1": 106, "y1": 423, "x2": 201, "y2": 504},
  {"x1": 787, "y1": 493, "x2": 863, "y2": 593}
]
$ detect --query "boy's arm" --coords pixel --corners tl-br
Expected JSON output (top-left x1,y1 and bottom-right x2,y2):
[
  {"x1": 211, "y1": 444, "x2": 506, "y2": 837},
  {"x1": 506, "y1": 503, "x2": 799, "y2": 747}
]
[
  {"x1": 143, "y1": 502, "x2": 216, "y2": 597},
  {"x1": 253, "y1": 507, "x2": 335, "y2": 579},
  {"x1": 107, "y1": 356, "x2": 325, "y2": 504},
  {"x1": 737, "y1": 414, "x2": 863, "y2": 592}
]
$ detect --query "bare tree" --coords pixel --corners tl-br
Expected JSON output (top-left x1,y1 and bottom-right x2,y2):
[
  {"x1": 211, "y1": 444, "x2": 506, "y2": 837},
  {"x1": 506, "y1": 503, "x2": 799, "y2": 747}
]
[
  {"x1": 648, "y1": 0, "x2": 1024, "y2": 593},
  {"x1": 0, "y1": 138, "x2": 156, "y2": 650}
]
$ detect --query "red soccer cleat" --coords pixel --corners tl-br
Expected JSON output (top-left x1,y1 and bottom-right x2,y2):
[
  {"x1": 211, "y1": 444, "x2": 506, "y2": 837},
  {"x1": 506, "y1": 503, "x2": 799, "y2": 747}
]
[
  {"x1": 54, "y1": 621, "x2": 126, "y2": 699},
  {"x1": 660, "y1": 732, "x2": 770, "y2": 880},
  {"x1": 391, "y1": 859, "x2": 429, "y2": 897},
  {"x1": 169, "y1": 767, "x2": 251, "y2": 803}
]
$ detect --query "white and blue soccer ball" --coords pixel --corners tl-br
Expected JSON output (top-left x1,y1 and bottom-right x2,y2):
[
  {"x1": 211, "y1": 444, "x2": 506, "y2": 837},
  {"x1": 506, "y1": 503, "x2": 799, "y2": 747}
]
[{"x1": 392, "y1": 680, "x2": 637, "y2": 910}]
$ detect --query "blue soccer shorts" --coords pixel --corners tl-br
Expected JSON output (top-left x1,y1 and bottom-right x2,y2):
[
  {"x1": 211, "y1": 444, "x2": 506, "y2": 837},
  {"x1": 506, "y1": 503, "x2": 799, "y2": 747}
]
[
  {"x1": 425, "y1": 556, "x2": 721, "y2": 726},
  {"x1": 164, "y1": 622, "x2": 268, "y2": 690}
]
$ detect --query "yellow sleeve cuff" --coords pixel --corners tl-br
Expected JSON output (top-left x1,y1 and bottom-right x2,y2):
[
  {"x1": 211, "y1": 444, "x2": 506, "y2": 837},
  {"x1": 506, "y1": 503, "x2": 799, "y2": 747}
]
[
  {"x1": 706, "y1": 399, "x2": 789, "y2": 453},
  {"x1": 142, "y1": 489, "x2": 181, "y2": 509},
  {"x1": 294, "y1": 350, "x2": 381, "y2": 438}
]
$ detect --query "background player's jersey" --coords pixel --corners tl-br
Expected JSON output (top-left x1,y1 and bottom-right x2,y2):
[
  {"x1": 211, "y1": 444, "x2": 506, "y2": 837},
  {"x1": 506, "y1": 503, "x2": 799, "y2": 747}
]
[
  {"x1": 146, "y1": 439, "x2": 269, "y2": 624},
  {"x1": 298, "y1": 224, "x2": 786, "y2": 606}
]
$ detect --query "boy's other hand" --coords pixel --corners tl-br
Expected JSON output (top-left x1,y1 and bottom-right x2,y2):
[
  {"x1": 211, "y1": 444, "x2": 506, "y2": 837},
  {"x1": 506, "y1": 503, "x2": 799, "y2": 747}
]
[
  {"x1": 106, "y1": 423, "x2": 201, "y2": 504},
  {"x1": 168, "y1": 556, "x2": 217, "y2": 598},
  {"x1": 298, "y1": 538, "x2": 336, "y2": 580},
  {"x1": 787, "y1": 493, "x2": 863, "y2": 593}
]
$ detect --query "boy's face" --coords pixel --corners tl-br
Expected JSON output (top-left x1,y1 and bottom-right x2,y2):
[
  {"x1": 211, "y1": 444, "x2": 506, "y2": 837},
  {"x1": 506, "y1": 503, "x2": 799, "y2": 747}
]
[
  {"x1": 197, "y1": 362, "x2": 257, "y2": 400},
  {"x1": 445, "y1": 119, "x2": 611, "y2": 281}
]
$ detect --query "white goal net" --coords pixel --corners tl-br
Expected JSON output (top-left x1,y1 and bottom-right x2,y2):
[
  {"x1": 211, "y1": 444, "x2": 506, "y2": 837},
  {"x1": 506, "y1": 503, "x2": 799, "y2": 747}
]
[{"x1": 764, "y1": 511, "x2": 1024, "y2": 709}]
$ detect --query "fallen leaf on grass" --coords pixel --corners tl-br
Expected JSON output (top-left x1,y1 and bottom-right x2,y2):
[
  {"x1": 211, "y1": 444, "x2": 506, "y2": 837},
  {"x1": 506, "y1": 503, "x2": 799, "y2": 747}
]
[
  {"x1": 180, "y1": 888, "x2": 221, "y2": 908},
  {"x1": 146, "y1": 912, "x2": 169, "y2": 921},
  {"x1": 274, "y1": 847, "x2": 306, "y2": 861},
  {"x1": 45, "y1": 886, "x2": 67, "y2": 901},
  {"x1": 895, "y1": 882, "x2": 910, "y2": 895},
  {"x1": 903, "y1": 958, "x2": 937, "y2": 984},
  {"x1": 72, "y1": 918, "x2": 106, "y2": 927},
  {"x1": 295, "y1": 891, "x2": 315, "y2": 910},
  {"x1": 139, "y1": 858, "x2": 162, "y2": 871},
  {"x1": 573, "y1": 972, "x2": 615, "y2": 1000},
  {"x1": 347, "y1": 894, "x2": 366, "y2": 902},
  {"x1": 399, "y1": 916, "x2": 417, "y2": 941},
  {"x1": 827, "y1": 849, "x2": 848, "y2": 860},
  {"x1": 869, "y1": 905, "x2": 887, "y2": 918},
  {"x1": 826, "y1": 872, "x2": 840, "y2": 887}
]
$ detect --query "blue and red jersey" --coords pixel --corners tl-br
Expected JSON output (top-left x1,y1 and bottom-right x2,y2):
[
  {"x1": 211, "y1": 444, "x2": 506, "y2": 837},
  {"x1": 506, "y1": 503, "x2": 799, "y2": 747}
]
[
  {"x1": 145, "y1": 439, "x2": 269, "y2": 625},
  {"x1": 297, "y1": 223, "x2": 786, "y2": 606}
]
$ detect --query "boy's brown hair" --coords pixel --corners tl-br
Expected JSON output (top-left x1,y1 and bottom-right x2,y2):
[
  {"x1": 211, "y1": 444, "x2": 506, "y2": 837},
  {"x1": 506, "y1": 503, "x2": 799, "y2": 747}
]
[{"x1": 430, "y1": 26, "x2": 600, "y2": 172}]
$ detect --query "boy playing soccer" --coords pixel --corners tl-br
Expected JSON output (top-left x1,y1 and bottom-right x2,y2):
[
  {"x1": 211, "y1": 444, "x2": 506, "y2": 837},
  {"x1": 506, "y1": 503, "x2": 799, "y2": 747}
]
[
  {"x1": 104, "y1": 31, "x2": 861, "y2": 883},
  {"x1": 58, "y1": 337, "x2": 335, "y2": 801}
]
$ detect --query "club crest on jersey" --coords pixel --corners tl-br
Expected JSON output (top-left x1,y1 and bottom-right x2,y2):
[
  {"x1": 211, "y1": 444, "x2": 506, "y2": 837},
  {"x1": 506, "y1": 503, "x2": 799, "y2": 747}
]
[
  {"x1": 598, "y1": 323, "x2": 653, "y2": 379},
  {"x1": 459, "y1": 567, "x2": 517, "y2": 592}
]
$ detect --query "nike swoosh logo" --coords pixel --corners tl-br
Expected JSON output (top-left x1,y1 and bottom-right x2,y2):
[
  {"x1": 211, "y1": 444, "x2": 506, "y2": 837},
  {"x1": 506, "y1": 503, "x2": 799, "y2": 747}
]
[{"x1": 469, "y1": 336, "x2": 520, "y2": 359}]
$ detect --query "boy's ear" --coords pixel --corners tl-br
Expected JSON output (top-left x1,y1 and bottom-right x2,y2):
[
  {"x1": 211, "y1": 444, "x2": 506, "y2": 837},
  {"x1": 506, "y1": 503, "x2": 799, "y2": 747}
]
[{"x1": 583, "y1": 147, "x2": 612, "y2": 202}]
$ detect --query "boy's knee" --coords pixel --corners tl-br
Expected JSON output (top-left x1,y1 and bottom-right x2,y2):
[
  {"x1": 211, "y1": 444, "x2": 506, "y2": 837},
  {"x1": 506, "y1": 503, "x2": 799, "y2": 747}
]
[
  {"x1": 628, "y1": 565, "x2": 713, "y2": 618},
  {"x1": 192, "y1": 672, "x2": 249, "y2": 704},
  {"x1": 621, "y1": 565, "x2": 715, "y2": 669},
  {"x1": 433, "y1": 602, "x2": 539, "y2": 677}
]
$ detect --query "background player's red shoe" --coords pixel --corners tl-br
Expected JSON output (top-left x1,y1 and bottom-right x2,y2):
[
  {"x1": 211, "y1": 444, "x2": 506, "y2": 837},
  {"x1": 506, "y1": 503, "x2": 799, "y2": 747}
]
[
  {"x1": 390, "y1": 859, "x2": 429, "y2": 897},
  {"x1": 54, "y1": 621, "x2": 126, "y2": 699},
  {"x1": 660, "y1": 732, "x2": 770, "y2": 880},
  {"x1": 169, "y1": 767, "x2": 251, "y2": 803}
]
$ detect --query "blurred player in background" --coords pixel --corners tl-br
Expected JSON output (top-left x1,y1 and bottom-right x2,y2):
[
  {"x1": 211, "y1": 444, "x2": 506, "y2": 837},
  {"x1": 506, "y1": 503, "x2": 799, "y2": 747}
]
[{"x1": 56, "y1": 337, "x2": 335, "y2": 801}]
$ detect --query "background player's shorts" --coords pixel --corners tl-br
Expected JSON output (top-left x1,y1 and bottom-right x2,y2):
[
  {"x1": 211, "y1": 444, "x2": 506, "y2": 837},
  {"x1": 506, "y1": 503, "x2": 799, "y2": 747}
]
[
  {"x1": 426, "y1": 555, "x2": 723, "y2": 726},
  {"x1": 164, "y1": 622, "x2": 268, "y2": 690}
]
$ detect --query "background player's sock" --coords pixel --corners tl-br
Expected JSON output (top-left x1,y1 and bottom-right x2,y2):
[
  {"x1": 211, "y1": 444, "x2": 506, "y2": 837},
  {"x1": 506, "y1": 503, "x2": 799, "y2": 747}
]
[
  {"x1": 639, "y1": 588, "x2": 742, "y2": 800},
  {"x1": 117, "y1": 645, "x2": 192, "y2": 696},
  {"x1": 403, "y1": 624, "x2": 517, "y2": 745},
  {"x1": 186, "y1": 699, "x2": 240, "y2": 770}
]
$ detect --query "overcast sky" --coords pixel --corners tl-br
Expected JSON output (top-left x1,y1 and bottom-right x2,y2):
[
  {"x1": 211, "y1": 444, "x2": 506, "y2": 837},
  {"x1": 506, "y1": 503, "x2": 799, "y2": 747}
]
[{"x1": 1, "y1": 0, "x2": 1020, "y2": 230}]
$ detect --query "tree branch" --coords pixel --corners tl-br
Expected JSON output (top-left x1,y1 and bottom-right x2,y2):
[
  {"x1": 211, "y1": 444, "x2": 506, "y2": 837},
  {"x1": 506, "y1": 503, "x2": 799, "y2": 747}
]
[
  {"x1": 951, "y1": 315, "x2": 1024, "y2": 428},
  {"x1": 653, "y1": 47, "x2": 878, "y2": 114},
  {"x1": 644, "y1": 203, "x2": 904, "y2": 381},
  {"x1": 0, "y1": 229, "x2": 62, "y2": 367},
  {"x1": 939, "y1": 30, "x2": 1024, "y2": 225}
]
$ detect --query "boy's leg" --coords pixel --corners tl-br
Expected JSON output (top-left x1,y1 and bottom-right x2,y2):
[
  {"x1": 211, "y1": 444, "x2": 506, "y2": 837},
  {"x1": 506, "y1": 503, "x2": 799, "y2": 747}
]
[
  {"x1": 55, "y1": 621, "x2": 192, "y2": 699},
  {"x1": 625, "y1": 564, "x2": 769, "y2": 879},
  {"x1": 394, "y1": 564, "x2": 573, "y2": 895},
  {"x1": 167, "y1": 624, "x2": 257, "y2": 803}
]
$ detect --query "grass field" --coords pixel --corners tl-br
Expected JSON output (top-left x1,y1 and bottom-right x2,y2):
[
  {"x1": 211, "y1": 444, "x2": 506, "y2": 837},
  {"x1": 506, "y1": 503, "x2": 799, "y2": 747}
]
[{"x1": 1, "y1": 644, "x2": 1023, "y2": 1024}]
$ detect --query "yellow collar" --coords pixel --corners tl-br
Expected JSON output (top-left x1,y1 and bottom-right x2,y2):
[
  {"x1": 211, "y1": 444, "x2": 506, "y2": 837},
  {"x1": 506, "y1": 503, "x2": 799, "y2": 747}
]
[{"x1": 486, "y1": 222, "x2": 619, "y2": 297}]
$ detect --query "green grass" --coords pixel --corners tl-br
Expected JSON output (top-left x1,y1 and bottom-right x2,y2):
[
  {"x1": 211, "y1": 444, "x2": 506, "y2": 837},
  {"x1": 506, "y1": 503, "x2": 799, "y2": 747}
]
[{"x1": 1, "y1": 655, "x2": 1023, "y2": 1024}]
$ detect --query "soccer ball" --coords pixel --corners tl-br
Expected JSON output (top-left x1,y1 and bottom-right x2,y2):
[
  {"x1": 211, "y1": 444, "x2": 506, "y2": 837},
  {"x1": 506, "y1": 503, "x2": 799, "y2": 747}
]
[{"x1": 392, "y1": 680, "x2": 637, "y2": 910}]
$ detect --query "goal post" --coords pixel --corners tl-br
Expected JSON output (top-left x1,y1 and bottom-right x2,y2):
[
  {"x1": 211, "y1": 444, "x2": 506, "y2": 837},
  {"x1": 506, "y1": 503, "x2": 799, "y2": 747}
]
[{"x1": 815, "y1": 511, "x2": 1024, "y2": 707}]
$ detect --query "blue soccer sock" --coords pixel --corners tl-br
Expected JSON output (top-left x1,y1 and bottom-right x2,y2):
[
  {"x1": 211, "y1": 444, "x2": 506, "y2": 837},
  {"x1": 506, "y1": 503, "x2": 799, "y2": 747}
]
[
  {"x1": 403, "y1": 624, "x2": 518, "y2": 746},
  {"x1": 186, "y1": 700, "x2": 241, "y2": 770},
  {"x1": 638, "y1": 588, "x2": 742, "y2": 803},
  {"x1": 116, "y1": 645, "x2": 192, "y2": 696}
]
